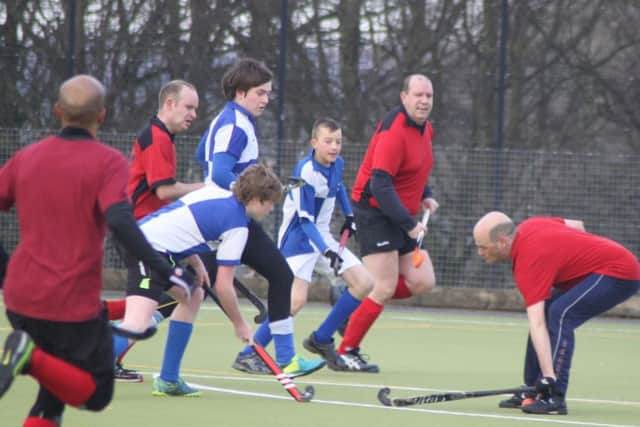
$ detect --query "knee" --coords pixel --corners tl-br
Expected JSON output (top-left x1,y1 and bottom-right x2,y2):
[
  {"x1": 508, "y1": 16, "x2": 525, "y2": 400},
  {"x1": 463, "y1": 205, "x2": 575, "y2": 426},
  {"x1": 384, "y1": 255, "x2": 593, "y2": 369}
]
[
  {"x1": 348, "y1": 277, "x2": 374, "y2": 300},
  {"x1": 409, "y1": 275, "x2": 436, "y2": 296},
  {"x1": 290, "y1": 294, "x2": 307, "y2": 315}
]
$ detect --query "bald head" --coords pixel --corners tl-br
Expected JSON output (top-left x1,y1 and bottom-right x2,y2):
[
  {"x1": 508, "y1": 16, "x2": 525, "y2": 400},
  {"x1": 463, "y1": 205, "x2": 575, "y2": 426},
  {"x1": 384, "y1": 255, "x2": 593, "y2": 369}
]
[
  {"x1": 56, "y1": 75, "x2": 106, "y2": 130},
  {"x1": 473, "y1": 211, "x2": 515, "y2": 264}
]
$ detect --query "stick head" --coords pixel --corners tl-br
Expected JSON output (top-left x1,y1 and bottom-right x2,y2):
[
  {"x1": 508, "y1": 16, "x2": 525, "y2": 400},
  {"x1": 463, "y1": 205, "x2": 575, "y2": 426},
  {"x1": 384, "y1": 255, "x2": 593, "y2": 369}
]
[
  {"x1": 283, "y1": 176, "x2": 306, "y2": 193},
  {"x1": 377, "y1": 387, "x2": 393, "y2": 406},
  {"x1": 412, "y1": 247, "x2": 426, "y2": 267}
]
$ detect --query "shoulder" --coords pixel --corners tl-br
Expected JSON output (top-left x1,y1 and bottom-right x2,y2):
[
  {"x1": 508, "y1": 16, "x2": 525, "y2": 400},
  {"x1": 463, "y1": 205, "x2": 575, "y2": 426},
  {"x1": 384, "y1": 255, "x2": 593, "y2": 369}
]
[{"x1": 377, "y1": 106, "x2": 405, "y2": 133}]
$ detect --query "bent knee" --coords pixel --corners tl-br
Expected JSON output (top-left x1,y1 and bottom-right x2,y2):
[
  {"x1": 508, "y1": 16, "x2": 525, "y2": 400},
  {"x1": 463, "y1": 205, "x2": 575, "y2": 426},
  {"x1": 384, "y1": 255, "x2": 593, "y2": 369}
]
[{"x1": 410, "y1": 276, "x2": 436, "y2": 296}]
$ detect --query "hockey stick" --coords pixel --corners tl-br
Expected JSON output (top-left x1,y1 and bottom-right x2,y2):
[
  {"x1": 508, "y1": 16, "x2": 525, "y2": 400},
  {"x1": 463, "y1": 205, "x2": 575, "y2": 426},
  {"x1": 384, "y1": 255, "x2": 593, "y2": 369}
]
[
  {"x1": 233, "y1": 277, "x2": 267, "y2": 323},
  {"x1": 412, "y1": 210, "x2": 430, "y2": 267},
  {"x1": 252, "y1": 343, "x2": 315, "y2": 402},
  {"x1": 282, "y1": 176, "x2": 306, "y2": 193},
  {"x1": 337, "y1": 228, "x2": 350, "y2": 258},
  {"x1": 111, "y1": 324, "x2": 157, "y2": 340},
  {"x1": 377, "y1": 385, "x2": 535, "y2": 407}
]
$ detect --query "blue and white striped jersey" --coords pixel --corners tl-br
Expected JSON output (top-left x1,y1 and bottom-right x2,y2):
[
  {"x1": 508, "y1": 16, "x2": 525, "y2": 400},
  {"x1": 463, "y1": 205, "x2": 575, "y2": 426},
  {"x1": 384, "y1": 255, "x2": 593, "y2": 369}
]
[
  {"x1": 195, "y1": 101, "x2": 258, "y2": 186},
  {"x1": 138, "y1": 185, "x2": 248, "y2": 266},
  {"x1": 278, "y1": 150, "x2": 352, "y2": 257}
]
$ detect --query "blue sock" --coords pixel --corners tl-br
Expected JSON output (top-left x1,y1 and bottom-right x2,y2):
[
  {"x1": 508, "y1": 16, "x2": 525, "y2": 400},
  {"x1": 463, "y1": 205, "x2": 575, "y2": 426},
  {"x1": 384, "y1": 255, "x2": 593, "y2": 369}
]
[
  {"x1": 239, "y1": 316, "x2": 271, "y2": 356},
  {"x1": 113, "y1": 334, "x2": 130, "y2": 361},
  {"x1": 314, "y1": 289, "x2": 361, "y2": 343},
  {"x1": 272, "y1": 334, "x2": 295, "y2": 366},
  {"x1": 160, "y1": 320, "x2": 193, "y2": 382}
]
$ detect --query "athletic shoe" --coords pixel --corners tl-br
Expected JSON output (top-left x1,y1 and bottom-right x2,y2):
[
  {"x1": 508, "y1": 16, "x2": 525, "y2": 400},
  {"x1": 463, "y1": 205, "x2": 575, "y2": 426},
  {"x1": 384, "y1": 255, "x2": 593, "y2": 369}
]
[
  {"x1": 151, "y1": 377, "x2": 201, "y2": 397},
  {"x1": 232, "y1": 352, "x2": 271, "y2": 375},
  {"x1": 281, "y1": 355, "x2": 326, "y2": 378},
  {"x1": 303, "y1": 333, "x2": 346, "y2": 370},
  {"x1": 521, "y1": 396, "x2": 568, "y2": 415},
  {"x1": 498, "y1": 389, "x2": 536, "y2": 408},
  {"x1": 0, "y1": 330, "x2": 35, "y2": 398},
  {"x1": 114, "y1": 363, "x2": 143, "y2": 383},
  {"x1": 338, "y1": 348, "x2": 380, "y2": 373}
]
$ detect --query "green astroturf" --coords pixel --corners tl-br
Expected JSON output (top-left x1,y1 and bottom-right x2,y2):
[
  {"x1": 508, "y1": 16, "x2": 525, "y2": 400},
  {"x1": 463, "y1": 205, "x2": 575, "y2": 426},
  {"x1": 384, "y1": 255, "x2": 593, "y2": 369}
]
[{"x1": 1, "y1": 299, "x2": 639, "y2": 427}]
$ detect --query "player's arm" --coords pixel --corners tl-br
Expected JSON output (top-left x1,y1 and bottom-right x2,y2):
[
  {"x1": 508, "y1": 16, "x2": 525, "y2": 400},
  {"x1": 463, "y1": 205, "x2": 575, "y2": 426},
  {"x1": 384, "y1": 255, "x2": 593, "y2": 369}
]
[
  {"x1": 370, "y1": 169, "x2": 416, "y2": 232},
  {"x1": 564, "y1": 219, "x2": 585, "y2": 231},
  {"x1": 182, "y1": 254, "x2": 210, "y2": 288},
  {"x1": 155, "y1": 181, "x2": 204, "y2": 201},
  {"x1": 525, "y1": 301, "x2": 556, "y2": 379},
  {"x1": 215, "y1": 264, "x2": 252, "y2": 342},
  {"x1": 421, "y1": 185, "x2": 439, "y2": 214},
  {"x1": 0, "y1": 156, "x2": 17, "y2": 211},
  {"x1": 289, "y1": 175, "x2": 330, "y2": 253}
]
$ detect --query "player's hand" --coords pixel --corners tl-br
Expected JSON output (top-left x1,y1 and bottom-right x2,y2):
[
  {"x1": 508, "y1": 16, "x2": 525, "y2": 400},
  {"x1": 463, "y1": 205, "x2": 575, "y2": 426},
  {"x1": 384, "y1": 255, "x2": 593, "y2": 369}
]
[
  {"x1": 408, "y1": 222, "x2": 426, "y2": 240},
  {"x1": 234, "y1": 319, "x2": 253, "y2": 343},
  {"x1": 422, "y1": 197, "x2": 439, "y2": 215},
  {"x1": 323, "y1": 249, "x2": 344, "y2": 276},
  {"x1": 535, "y1": 376, "x2": 560, "y2": 399},
  {"x1": 168, "y1": 266, "x2": 195, "y2": 300},
  {"x1": 340, "y1": 216, "x2": 357, "y2": 238}
]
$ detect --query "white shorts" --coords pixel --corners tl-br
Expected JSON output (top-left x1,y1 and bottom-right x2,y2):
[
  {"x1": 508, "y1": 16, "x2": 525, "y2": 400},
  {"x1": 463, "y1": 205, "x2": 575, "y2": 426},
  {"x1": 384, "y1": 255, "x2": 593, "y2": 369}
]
[{"x1": 286, "y1": 233, "x2": 361, "y2": 283}]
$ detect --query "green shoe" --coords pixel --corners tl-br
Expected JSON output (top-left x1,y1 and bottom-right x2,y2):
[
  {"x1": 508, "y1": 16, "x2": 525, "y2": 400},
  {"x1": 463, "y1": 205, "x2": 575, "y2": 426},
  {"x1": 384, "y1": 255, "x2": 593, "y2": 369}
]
[
  {"x1": 151, "y1": 376, "x2": 201, "y2": 397},
  {"x1": 281, "y1": 354, "x2": 325, "y2": 378},
  {"x1": 0, "y1": 330, "x2": 35, "y2": 398}
]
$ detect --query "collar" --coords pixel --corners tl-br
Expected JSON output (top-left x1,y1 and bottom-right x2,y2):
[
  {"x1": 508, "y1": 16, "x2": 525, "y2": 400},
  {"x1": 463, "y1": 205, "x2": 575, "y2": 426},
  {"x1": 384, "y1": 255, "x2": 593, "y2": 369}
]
[
  {"x1": 151, "y1": 116, "x2": 175, "y2": 141},
  {"x1": 400, "y1": 105, "x2": 427, "y2": 134},
  {"x1": 58, "y1": 127, "x2": 94, "y2": 140},
  {"x1": 228, "y1": 101, "x2": 256, "y2": 125},
  {"x1": 308, "y1": 148, "x2": 333, "y2": 170}
]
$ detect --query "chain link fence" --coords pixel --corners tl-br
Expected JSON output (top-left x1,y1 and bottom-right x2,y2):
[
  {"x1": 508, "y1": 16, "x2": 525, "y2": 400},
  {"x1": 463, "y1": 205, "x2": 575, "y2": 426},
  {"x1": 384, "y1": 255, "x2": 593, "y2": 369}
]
[{"x1": 1, "y1": 127, "x2": 639, "y2": 290}]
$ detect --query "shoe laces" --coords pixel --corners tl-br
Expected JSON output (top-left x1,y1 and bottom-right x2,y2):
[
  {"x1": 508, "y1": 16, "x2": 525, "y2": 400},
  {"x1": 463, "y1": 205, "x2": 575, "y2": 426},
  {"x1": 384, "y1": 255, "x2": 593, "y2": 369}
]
[{"x1": 348, "y1": 348, "x2": 371, "y2": 364}]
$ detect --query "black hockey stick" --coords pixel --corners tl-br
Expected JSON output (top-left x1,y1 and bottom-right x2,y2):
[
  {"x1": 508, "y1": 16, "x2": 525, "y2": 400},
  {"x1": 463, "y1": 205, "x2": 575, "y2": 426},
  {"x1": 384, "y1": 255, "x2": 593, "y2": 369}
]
[
  {"x1": 377, "y1": 385, "x2": 535, "y2": 407},
  {"x1": 233, "y1": 278, "x2": 267, "y2": 323},
  {"x1": 111, "y1": 324, "x2": 157, "y2": 340},
  {"x1": 282, "y1": 176, "x2": 306, "y2": 193}
]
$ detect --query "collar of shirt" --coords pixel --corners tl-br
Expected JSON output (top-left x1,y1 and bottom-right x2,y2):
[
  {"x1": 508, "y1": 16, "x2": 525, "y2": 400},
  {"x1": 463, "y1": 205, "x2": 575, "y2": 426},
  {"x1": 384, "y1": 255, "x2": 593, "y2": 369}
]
[
  {"x1": 59, "y1": 127, "x2": 94, "y2": 140},
  {"x1": 400, "y1": 105, "x2": 427, "y2": 134},
  {"x1": 227, "y1": 101, "x2": 256, "y2": 126},
  {"x1": 151, "y1": 116, "x2": 175, "y2": 141}
]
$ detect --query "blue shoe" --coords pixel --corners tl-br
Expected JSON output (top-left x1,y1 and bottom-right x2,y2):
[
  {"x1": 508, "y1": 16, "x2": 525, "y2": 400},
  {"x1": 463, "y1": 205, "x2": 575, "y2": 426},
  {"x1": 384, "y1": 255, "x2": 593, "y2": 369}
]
[
  {"x1": 151, "y1": 376, "x2": 201, "y2": 397},
  {"x1": 0, "y1": 330, "x2": 35, "y2": 398},
  {"x1": 281, "y1": 354, "x2": 325, "y2": 378}
]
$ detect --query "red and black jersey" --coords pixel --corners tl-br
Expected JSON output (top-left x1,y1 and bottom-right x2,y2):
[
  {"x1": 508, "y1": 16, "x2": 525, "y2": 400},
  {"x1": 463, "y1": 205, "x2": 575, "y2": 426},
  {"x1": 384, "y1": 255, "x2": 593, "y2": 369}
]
[
  {"x1": 128, "y1": 116, "x2": 177, "y2": 219},
  {"x1": 0, "y1": 127, "x2": 130, "y2": 321},
  {"x1": 352, "y1": 106, "x2": 433, "y2": 217},
  {"x1": 511, "y1": 217, "x2": 640, "y2": 307}
]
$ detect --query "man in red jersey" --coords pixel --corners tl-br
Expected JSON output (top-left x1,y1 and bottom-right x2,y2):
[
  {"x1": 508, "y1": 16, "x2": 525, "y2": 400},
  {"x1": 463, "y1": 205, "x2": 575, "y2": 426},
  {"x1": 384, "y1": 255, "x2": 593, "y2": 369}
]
[
  {"x1": 335, "y1": 74, "x2": 439, "y2": 372},
  {"x1": 111, "y1": 80, "x2": 206, "y2": 382},
  {"x1": 0, "y1": 75, "x2": 191, "y2": 427},
  {"x1": 474, "y1": 211, "x2": 640, "y2": 415}
]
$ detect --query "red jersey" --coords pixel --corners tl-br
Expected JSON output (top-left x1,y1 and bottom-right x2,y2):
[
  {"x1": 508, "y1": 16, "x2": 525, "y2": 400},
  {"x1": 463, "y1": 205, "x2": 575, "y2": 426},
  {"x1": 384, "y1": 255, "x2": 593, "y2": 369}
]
[
  {"x1": 128, "y1": 116, "x2": 177, "y2": 219},
  {"x1": 511, "y1": 217, "x2": 640, "y2": 307},
  {"x1": 0, "y1": 128, "x2": 130, "y2": 321},
  {"x1": 352, "y1": 106, "x2": 433, "y2": 216}
]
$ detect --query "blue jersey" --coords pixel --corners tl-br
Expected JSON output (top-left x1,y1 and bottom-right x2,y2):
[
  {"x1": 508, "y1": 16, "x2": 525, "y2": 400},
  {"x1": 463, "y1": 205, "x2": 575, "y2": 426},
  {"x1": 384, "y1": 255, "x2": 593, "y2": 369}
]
[
  {"x1": 278, "y1": 150, "x2": 352, "y2": 257},
  {"x1": 138, "y1": 185, "x2": 248, "y2": 266},
  {"x1": 196, "y1": 101, "x2": 258, "y2": 188}
]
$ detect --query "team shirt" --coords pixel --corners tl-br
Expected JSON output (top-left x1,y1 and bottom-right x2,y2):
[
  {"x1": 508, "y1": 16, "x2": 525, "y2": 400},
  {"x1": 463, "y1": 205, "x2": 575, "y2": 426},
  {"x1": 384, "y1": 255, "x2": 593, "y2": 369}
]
[
  {"x1": 511, "y1": 217, "x2": 640, "y2": 307},
  {"x1": 352, "y1": 105, "x2": 434, "y2": 216},
  {"x1": 128, "y1": 116, "x2": 177, "y2": 219},
  {"x1": 0, "y1": 128, "x2": 129, "y2": 321},
  {"x1": 196, "y1": 101, "x2": 258, "y2": 187},
  {"x1": 138, "y1": 185, "x2": 249, "y2": 266},
  {"x1": 278, "y1": 150, "x2": 352, "y2": 257}
]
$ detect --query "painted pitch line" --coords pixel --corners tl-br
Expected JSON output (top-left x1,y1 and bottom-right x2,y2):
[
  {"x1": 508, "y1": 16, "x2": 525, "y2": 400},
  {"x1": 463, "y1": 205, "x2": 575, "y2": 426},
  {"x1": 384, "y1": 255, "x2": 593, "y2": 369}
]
[{"x1": 187, "y1": 381, "x2": 640, "y2": 427}]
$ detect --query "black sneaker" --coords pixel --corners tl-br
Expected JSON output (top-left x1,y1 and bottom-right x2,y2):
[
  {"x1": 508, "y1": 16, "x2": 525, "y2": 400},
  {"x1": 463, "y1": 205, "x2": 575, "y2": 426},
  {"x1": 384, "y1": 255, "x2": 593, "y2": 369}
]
[
  {"x1": 0, "y1": 330, "x2": 35, "y2": 398},
  {"x1": 115, "y1": 363, "x2": 143, "y2": 382},
  {"x1": 498, "y1": 389, "x2": 536, "y2": 408},
  {"x1": 232, "y1": 352, "x2": 271, "y2": 375},
  {"x1": 303, "y1": 333, "x2": 346, "y2": 370},
  {"x1": 521, "y1": 396, "x2": 568, "y2": 415},
  {"x1": 338, "y1": 348, "x2": 380, "y2": 373}
]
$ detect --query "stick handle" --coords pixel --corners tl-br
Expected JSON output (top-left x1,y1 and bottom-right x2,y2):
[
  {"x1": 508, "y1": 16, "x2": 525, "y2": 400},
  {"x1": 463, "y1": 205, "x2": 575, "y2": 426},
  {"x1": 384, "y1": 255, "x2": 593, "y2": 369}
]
[
  {"x1": 416, "y1": 210, "x2": 431, "y2": 245},
  {"x1": 337, "y1": 229, "x2": 349, "y2": 257}
]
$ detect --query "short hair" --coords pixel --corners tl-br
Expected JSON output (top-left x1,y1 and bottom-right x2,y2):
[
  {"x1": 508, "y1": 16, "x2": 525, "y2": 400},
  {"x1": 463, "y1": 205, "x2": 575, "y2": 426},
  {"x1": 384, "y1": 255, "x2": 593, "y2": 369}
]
[
  {"x1": 158, "y1": 80, "x2": 196, "y2": 108},
  {"x1": 311, "y1": 117, "x2": 341, "y2": 139},
  {"x1": 489, "y1": 221, "x2": 516, "y2": 242},
  {"x1": 57, "y1": 74, "x2": 106, "y2": 127},
  {"x1": 232, "y1": 164, "x2": 282, "y2": 205},
  {"x1": 402, "y1": 74, "x2": 430, "y2": 93},
  {"x1": 221, "y1": 58, "x2": 273, "y2": 100}
]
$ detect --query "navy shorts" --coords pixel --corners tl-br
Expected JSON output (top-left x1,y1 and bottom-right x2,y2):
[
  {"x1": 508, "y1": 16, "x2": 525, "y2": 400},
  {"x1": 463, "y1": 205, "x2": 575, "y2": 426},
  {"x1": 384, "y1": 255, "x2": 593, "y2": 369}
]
[
  {"x1": 125, "y1": 251, "x2": 176, "y2": 302},
  {"x1": 352, "y1": 199, "x2": 416, "y2": 257}
]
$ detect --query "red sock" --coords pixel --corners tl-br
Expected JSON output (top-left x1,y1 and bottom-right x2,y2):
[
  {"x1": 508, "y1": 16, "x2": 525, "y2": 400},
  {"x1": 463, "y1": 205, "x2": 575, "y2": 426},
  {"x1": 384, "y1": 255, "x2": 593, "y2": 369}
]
[
  {"x1": 104, "y1": 299, "x2": 126, "y2": 320},
  {"x1": 392, "y1": 275, "x2": 412, "y2": 299},
  {"x1": 23, "y1": 417, "x2": 58, "y2": 427},
  {"x1": 337, "y1": 297, "x2": 383, "y2": 354},
  {"x1": 28, "y1": 348, "x2": 96, "y2": 407}
]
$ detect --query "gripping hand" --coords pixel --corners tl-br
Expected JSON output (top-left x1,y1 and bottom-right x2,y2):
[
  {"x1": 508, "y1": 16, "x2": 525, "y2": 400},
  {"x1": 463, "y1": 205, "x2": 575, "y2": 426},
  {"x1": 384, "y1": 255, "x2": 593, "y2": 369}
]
[
  {"x1": 324, "y1": 249, "x2": 344, "y2": 276},
  {"x1": 340, "y1": 216, "x2": 357, "y2": 238},
  {"x1": 168, "y1": 266, "x2": 195, "y2": 300},
  {"x1": 535, "y1": 377, "x2": 560, "y2": 399}
]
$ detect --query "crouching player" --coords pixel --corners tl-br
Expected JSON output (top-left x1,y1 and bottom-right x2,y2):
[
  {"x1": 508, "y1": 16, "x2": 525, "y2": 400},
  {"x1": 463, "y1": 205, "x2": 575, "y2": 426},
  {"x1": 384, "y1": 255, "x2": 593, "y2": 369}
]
[{"x1": 116, "y1": 164, "x2": 283, "y2": 396}]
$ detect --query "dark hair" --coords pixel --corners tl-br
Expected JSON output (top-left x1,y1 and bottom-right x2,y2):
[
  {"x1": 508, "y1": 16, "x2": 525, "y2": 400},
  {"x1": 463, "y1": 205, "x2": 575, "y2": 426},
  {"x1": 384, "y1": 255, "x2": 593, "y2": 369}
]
[
  {"x1": 232, "y1": 164, "x2": 282, "y2": 205},
  {"x1": 311, "y1": 117, "x2": 341, "y2": 139},
  {"x1": 221, "y1": 58, "x2": 273, "y2": 100},
  {"x1": 158, "y1": 80, "x2": 196, "y2": 109}
]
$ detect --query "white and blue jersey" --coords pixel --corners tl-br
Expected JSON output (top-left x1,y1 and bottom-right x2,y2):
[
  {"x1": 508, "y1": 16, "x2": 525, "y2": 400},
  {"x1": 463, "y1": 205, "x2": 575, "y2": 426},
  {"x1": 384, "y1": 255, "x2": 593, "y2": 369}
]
[
  {"x1": 138, "y1": 185, "x2": 248, "y2": 266},
  {"x1": 278, "y1": 150, "x2": 352, "y2": 257},
  {"x1": 195, "y1": 101, "x2": 258, "y2": 189}
]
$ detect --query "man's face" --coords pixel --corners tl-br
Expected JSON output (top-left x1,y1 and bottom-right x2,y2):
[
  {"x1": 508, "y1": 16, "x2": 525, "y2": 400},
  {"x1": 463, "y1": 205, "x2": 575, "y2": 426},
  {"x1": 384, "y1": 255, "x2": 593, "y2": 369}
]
[
  {"x1": 166, "y1": 87, "x2": 199, "y2": 133},
  {"x1": 400, "y1": 76, "x2": 433, "y2": 125},
  {"x1": 235, "y1": 81, "x2": 272, "y2": 117},
  {"x1": 474, "y1": 232, "x2": 508, "y2": 264},
  {"x1": 311, "y1": 125, "x2": 342, "y2": 166}
]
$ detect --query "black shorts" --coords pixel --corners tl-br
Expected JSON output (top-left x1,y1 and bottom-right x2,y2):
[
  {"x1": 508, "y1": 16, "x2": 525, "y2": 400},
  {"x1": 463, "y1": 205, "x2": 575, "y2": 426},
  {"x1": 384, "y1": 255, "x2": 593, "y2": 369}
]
[
  {"x1": 353, "y1": 199, "x2": 416, "y2": 257},
  {"x1": 125, "y1": 251, "x2": 176, "y2": 302},
  {"x1": 6, "y1": 309, "x2": 114, "y2": 400}
]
